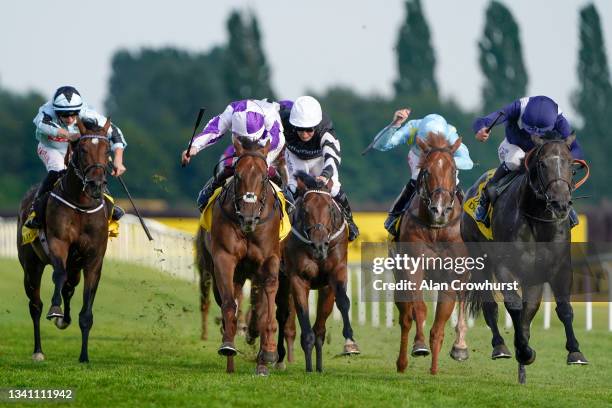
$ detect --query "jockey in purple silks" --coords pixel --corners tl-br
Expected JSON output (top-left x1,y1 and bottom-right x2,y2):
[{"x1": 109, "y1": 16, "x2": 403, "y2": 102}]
[
  {"x1": 180, "y1": 99, "x2": 285, "y2": 211},
  {"x1": 472, "y1": 95, "x2": 584, "y2": 227}
]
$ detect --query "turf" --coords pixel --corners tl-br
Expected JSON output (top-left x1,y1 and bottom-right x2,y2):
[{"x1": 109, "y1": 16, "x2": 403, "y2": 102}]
[{"x1": 1, "y1": 257, "x2": 611, "y2": 407}]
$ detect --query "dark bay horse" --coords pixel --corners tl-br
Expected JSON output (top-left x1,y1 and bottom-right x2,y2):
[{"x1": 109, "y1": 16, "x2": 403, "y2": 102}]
[
  {"x1": 395, "y1": 133, "x2": 470, "y2": 375},
  {"x1": 197, "y1": 136, "x2": 282, "y2": 375},
  {"x1": 462, "y1": 132, "x2": 589, "y2": 383},
  {"x1": 276, "y1": 172, "x2": 359, "y2": 372},
  {"x1": 18, "y1": 118, "x2": 112, "y2": 363}
]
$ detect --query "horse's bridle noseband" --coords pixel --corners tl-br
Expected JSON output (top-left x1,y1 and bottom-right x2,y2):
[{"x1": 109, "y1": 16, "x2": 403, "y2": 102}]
[{"x1": 67, "y1": 135, "x2": 110, "y2": 198}]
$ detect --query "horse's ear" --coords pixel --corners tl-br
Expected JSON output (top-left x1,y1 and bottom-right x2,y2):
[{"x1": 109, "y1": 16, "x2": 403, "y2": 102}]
[
  {"x1": 103, "y1": 117, "x2": 112, "y2": 134},
  {"x1": 531, "y1": 134, "x2": 545, "y2": 146},
  {"x1": 565, "y1": 132, "x2": 576, "y2": 147},
  {"x1": 261, "y1": 139, "x2": 271, "y2": 156},
  {"x1": 450, "y1": 137, "x2": 462, "y2": 154},
  {"x1": 232, "y1": 135, "x2": 244, "y2": 156},
  {"x1": 76, "y1": 117, "x2": 87, "y2": 135},
  {"x1": 296, "y1": 177, "x2": 306, "y2": 195},
  {"x1": 416, "y1": 136, "x2": 429, "y2": 153},
  {"x1": 324, "y1": 178, "x2": 333, "y2": 191}
]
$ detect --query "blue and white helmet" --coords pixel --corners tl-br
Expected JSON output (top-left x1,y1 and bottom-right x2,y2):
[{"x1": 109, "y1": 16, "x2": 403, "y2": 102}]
[
  {"x1": 416, "y1": 114, "x2": 448, "y2": 138},
  {"x1": 52, "y1": 86, "x2": 83, "y2": 114},
  {"x1": 231, "y1": 100, "x2": 266, "y2": 141}
]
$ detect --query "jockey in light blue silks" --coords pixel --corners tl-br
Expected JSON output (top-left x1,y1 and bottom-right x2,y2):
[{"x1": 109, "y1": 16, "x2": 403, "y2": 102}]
[
  {"x1": 25, "y1": 86, "x2": 127, "y2": 229},
  {"x1": 372, "y1": 109, "x2": 474, "y2": 236},
  {"x1": 472, "y1": 95, "x2": 584, "y2": 227}
]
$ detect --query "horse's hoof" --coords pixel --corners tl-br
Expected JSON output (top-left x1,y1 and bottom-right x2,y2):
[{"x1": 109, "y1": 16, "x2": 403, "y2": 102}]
[
  {"x1": 449, "y1": 346, "x2": 469, "y2": 361},
  {"x1": 255, "y1": 365, "x2": 270, "y2": 376},
  {"x1": 54, "y1": 316, "x2": 70, "y2": 330},
  {"x1": 567, "y1": 351, "x2": 589, "y2": 365},
  {"x1": 245, "y1": 333, "x2": 257, "y2": 346},
  {"x1": 342, "y1": 341, "x2": 361, "y2": 355},
  {"x1": 259, "y1": 350, "x2": 278, "y2": 365},
  {"x1": 516, "y1": 347, "x2": 536, "y2": 366},
  {"x1": 274, "y1": 361, "x2": 286, "y2": 370},
  {"x1": 491, "y1": 344, "x2": 512, "y2": 359},
  {"x1": 32, "y1": 352, "x2": 45, "y2": 362},
  {"x1": 218, "y1": 342, "x2": 238, "y2": 356},
  {"x1": 411, "y1": 342, "x2": 430, "y2": 357},
  {"x1": 46, "y1": 305, "x2": 63, "y2": 320}
]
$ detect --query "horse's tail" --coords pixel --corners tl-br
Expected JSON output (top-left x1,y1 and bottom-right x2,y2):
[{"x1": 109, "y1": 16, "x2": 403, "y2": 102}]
[{"x1": 466, "y1": 258, "x2": 494, "y2": 319}]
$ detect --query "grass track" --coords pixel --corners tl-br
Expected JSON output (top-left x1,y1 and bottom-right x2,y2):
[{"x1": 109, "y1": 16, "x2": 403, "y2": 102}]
[{"x1": 1, "y1": 258, "x2": 611, "y2": 407}]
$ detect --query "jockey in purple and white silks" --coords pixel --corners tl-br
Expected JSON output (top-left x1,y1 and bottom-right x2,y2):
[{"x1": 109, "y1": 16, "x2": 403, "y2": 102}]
[
  {"x1": 472, "y1": 95, "x2": 584, "y2": 227},
  {"x1": 278, "y1": 96, "x2": 360, "y2": 242},
  {"x1": 25, "y1": 86, "x2": 127, "y2": 229},
  {"x1": 372, "y1": 110, "x2": 474, "y2": 236},
  {"x1": 180, "y1": 99, "x2": 285, "y2": 211}
]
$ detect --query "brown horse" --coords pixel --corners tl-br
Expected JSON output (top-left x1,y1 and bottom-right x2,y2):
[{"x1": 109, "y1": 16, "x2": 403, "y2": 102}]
[
  {"x1": 276, "y1": 171, "x2": 359, "y2": 372},
  {"x1": 198, "y1": 136, "x2": 282, "y2": 375},
  {"x1": 17, "y1": 118, "x2": 112, "y2": 363},
  {"x1": 395, "y1": 133, "x2": 469, "y2": 375}
]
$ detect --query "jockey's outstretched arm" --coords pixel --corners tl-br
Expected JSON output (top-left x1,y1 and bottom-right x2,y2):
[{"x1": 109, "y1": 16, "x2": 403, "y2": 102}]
[{"x1": 372, "y1": 120, "x2": 420, "y2": 152}]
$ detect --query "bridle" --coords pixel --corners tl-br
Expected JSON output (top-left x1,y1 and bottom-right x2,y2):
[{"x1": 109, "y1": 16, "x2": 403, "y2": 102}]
[
  {"x1": 65, "y1": 135, "x2": 109, "y2": 199},
  {"x1": 291, "y1": 189, "x2": 346, "y2": 246},
  {"x1": 221, "y1": 151, "x2": 276, "y2": 226},
  {"x1": 523, "y1": 140, "x2": 589, "y2": 222}
]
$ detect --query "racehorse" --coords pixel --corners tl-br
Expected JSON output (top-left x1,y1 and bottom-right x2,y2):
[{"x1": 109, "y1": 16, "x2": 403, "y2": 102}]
[
  {"x1": 462, "y1": 132, "x2": 589, "y2": 383},
  {"x1": 276, "y1": 171, "x2": 359, "y2": 372},
  {"x1": 394, "y1": 133, "x2": 470, "y2": 375},
  {"x1": 18, "y1": 118, "x2": 113, "y2": 363},
  {"x1": 197, "y1": 136, "x2": 282, "y2": 375}
]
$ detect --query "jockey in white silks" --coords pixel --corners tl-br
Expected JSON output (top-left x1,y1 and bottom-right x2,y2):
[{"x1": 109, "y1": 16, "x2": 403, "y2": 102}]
[
  {"x1": 25, "y1": 86, "x2": 127, "y2": 229},
  {"x1": 372, "y1": 110, "x2": 473, "y2": 236}
]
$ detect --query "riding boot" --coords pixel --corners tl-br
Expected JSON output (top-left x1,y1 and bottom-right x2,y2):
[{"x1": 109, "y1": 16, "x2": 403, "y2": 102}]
[
  {"x1": 25, "y1": 170, "x2": 62, "y2": 229},
  {"x1": 384, "y1": 179, "x2": 417, "y2": 236},
  {"x1": 474, "y1": 163, "x2": 511, "y2": 227},
  {"x1": 333, "y1": 189, "x2": 359, "y2": 242},
  {"x1": 569, "y1": 208, "x2": 579, "y2": 229},
  {"x1": 197, "y1": 175, "x2": 226, "y2": 213},
  {"x1": 282, "y1": 185, "x2": 296, "y2": 214},
  {"x1": 112, "y1": 205, "x2": 125, "y2": 221}
]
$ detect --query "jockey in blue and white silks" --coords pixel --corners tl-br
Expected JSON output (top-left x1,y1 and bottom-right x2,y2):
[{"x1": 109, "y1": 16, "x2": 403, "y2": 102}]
[
  {"x1": 25, "y1": 86, "x2": 127, "y2": 229},
  {"x1": 180, "y1": 99, "x2": 285, "y2": 211},
  {"x1": 373, "y1": 110, "x2": 474, "y2": 235},
  {"x1": 472, "y1": 95, "x2": 584, "y2": 227}
]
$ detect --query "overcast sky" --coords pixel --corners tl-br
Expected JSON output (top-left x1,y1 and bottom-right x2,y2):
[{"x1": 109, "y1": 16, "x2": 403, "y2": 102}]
[{"x1": 3, "y1": 0, "x2": 611, "y2": 120}]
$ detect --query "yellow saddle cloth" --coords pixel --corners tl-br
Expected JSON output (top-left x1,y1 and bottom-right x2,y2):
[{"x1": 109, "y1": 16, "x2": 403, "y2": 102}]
[
  {"x1": 199, "y1": 181, "x2": 291, "y2": 241},
  {"x1": 21, "y1": 193, "x2": 120, "y2": 246},
  {"x1": 463, "y1": 168, "x2": 496, "y2": 240}
]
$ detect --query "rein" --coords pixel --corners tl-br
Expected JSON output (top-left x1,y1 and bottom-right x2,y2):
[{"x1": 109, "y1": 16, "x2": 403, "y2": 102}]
[{"x1": 291, "y1": 190, "x2": 346, "y2": 246}]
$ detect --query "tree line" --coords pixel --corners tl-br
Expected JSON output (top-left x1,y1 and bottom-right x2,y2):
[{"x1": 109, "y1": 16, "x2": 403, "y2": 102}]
[{"x1": 1, "y1": 1, "x2": 611, "y2": 213}]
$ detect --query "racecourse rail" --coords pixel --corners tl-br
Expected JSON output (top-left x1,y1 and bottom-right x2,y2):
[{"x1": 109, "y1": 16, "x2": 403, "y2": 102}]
[{"x1": 1, "y1": 215, "x2": 611, "y2": 332}]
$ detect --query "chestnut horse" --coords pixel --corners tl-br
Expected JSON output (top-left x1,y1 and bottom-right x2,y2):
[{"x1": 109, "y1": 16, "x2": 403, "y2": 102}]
[
  {"x1": 276, "y1": 172, "x2": 359, "y2": 372},
  {"x1": 198, "y1": 136, "x2": 282, "y2": 375},
  {"x1": 17, "y1": 118, "x2": 112, "y2": 363},
  {"x1": 395, "y1": 133, "x2": 469, "y2": 375}
]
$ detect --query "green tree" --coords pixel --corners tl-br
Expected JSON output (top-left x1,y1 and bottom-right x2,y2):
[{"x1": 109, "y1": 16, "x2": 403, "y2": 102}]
[
  {"x1": 573, "y1": 3, "x2": 612, "y2": 199},
  {"x1": 478, "y1": 1, "x2": 528, "y2": 112},
  {"x1": 394, "y1": 0, "x2": 438, "y2": 99},
  {"x1": 224, "y1": 11, "x2": 275, "y2": 100}
]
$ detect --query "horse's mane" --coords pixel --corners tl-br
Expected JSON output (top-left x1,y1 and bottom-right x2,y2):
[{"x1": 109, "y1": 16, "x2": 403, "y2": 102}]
[
  {"x1": 235, "y1": 136, "x2": 263, "y2": 151},
  {"x1": 81, "y1": 118, "x2": 105, "y2": 133},
  {"x1": 418, "y1": 132, "x2": 454, "y2": 168},
  {"x1": 540, "y1": 130, "x2": 564, "y2": 141},
  {"x1": 295, "y1": 170, "x2": 325, "y2": 190}
]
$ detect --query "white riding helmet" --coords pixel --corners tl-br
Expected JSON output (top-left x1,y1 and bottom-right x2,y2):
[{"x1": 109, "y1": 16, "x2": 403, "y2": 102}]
[
  {"x1": 53, "y1": 86, "x2": 83, "y2": 114},
  {"x1": 289, "y1": 96, "x2": 322, "y2": 128}
]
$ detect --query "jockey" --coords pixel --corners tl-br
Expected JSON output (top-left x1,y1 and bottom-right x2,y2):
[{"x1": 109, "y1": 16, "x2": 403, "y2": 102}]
[
  {"x1": 181, "y1": 99, "x2": 285, "y2": 210},
  {"x1": 25, "y1": 86, "x2": 127, "y2": 229},
  {"x1": 373, "y1": 110, "x2": 474, "y2": 235},
  {"x1": 278, "y1": 96, "x2": 360, "y2": 242},
  {"x1": 472, "y1": 95, "x2": 584, "y2": 227}
]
